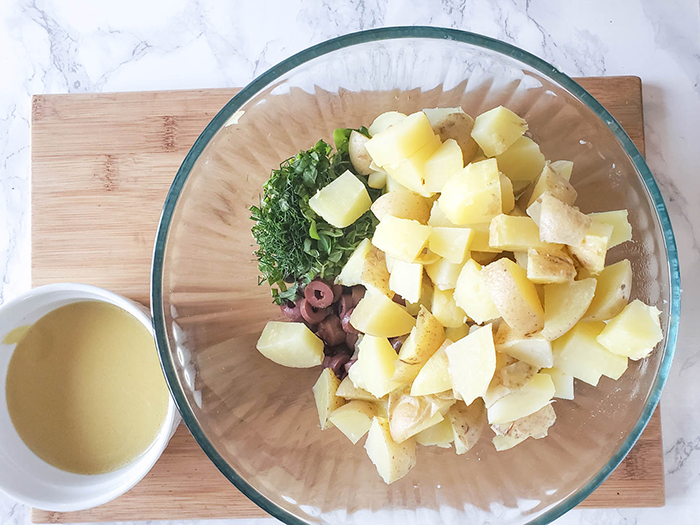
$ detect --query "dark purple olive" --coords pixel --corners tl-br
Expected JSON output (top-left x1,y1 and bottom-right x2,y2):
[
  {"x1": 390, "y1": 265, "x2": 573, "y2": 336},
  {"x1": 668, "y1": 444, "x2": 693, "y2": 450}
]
[
  {"x1": 305, "y1": 280, "x2": 334, "y2": 309},
  {"x1": 317, "y1": 315, "x2": 346, "y2": 346},
  {"x1": 299, "y1": 298, "x2": 329, "y2": 324},
  {"x1": 392, "y1": 294, "x2": 406, "y2": 307},
  {"x1": 279, "y1": 301, "x2": 303, "y2": 322},
  {"x1": 338, "y1": 294, "x2": 354, "y2": 318},
  {"x1": 324, "y1": 353, "x2": 351, "y2": 378},
  {"x1": 332, "y1": 284, "x2": 344, "y2": 303},
  {"x1": 350, "y1": 286, "x2": 365, "y2": 307},
  {"x1": 346, "y1": 332, "x2": 358, "y2": 349},
  {"x1": 389, "y1": 335, "x2": 408, "y2": 353},
  {"x1": 341, "y1": 308, "x2": 359, "y2": 334}
]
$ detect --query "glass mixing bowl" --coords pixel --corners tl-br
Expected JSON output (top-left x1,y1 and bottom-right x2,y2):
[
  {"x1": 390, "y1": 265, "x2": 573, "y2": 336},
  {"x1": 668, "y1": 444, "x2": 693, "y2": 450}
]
[{"x1": 151, "y1": 27, "x2": 680, "y2": 525}]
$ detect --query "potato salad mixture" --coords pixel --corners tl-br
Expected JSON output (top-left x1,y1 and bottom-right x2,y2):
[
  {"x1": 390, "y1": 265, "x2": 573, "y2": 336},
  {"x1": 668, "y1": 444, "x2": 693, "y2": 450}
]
[{"x1": 251, "y1": 106, "x2": 663, "y2": 484}]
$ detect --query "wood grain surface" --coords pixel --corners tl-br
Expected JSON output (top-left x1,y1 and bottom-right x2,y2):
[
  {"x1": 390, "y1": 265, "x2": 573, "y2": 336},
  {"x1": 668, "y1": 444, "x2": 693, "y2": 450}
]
[{"x1": 30, "y1": 77, "x2": 664, "y2": 523}]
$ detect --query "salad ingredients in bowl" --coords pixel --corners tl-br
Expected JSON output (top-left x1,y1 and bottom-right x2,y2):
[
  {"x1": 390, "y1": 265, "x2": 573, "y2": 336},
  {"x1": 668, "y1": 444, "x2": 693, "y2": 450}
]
[{"x1": 252, "y1": 106, "x2": 663, "y2": 485}]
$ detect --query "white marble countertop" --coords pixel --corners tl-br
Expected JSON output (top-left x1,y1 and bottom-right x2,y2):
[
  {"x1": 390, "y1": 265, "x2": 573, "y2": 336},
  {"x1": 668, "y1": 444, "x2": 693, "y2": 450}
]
[{"x1": 1, "y1": 0, "x2": 699, "y2": 524}]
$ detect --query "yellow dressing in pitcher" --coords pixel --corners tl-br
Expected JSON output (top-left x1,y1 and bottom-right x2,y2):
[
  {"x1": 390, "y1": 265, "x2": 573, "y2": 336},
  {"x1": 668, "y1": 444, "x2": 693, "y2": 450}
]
[{"x1": 5, "y1": 301, "x2": 169, "y2": 475}]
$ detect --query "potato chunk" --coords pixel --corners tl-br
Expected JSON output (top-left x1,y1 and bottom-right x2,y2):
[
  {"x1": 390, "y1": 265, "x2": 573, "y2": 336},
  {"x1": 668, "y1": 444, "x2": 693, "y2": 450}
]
[
  {"x1": 385, "y1": 135, "x2": 441, "y2": 196},
  {"x1": 495, "y1": 136, "x2": 546, "y2": 183},
  {"x1": 256, "y1": 321, "x2": 324, "y2": 368},
  {"x1": 494, "y1": 322, "x2": 553, "y2": 368},
  {"x1": 597, "y1": 300, "x2": 663, "y2": 360},
  {"x1": 491, "y1": 404, "x2": 556, "y2": 451},
  {"x1": 329, "y1": 400, "x2": 376, "y2": 444},
  {"x1": 397, "y1": 306, "x2": 445, "y2": 365},
  {"x1": 424, "y1": 138, "x2": 464, "y2": 193},
  {"x1": 447, "y1": 399, "x2": 487, "y2": 454},
  {"x1": 519, "y1": 162, "x2": 577, "y2": 209},
  {"x1": 526, "y1": 248, "x2": 576, "y2": 284},
  {"x1": 541, "y1": 368, "x2": 574, "y2": 400},
  {"x1": 426, "y1": 257, "x2": 463, "y2": 291},
  {"x1": 364, "y1": 417, "x2": 416, "y2": 484},
  {"x1": 415, "y1": 417, "x2": 454, "y2": 448},
  {"x1": 471, "y1": 106, "x2": 528, "y2": 157},
  {"x1": 432, "y1": 287, "x2": 467, "y2": 328},
  {"x1": 482, "y1": 258, "x2": 544, "y2": 335},
  {"x1": 589, "y1": 210, "x2": 633, "y2": 248},
  {"x1": 410, "y1": 340, "x2": 452, "y2": 396},
  {"x1": 372, "y1": 216, "x2": 432, "y2": 263},
  {"x1": 438, "y1": 159, "x2": 502, "y2": 225},
  {"x1": 531, "y1": 193, "x2": 592, "y2": 246},
  {"x1": 429, "y1": 227, "x2": 473, "y2": 264},
  {"x1": 371, "y1": 191, "x2": 432, "y2": 223},
  {"x1": 446, "y1": 324, "x2": 497, "y2": 404},
  {"x1": 348, "y1": 130, "x2": 373, "y2": 175},
  {"x1": 308, "y1": 170, "x2": 372, "y2": 228},
  {"x1": 388, "y1": 389, "x2": 445, "y2": 443},
  {"x1": 368, "y1": 170, "x2": 387, "y2": 189},
  {"x1": 489, "y1": 214, "x2": 561, "y2": 252},
  {"x1": 313, "y1": 368, "x2": 345, "y2": 430},
  {"x1": 453, "y1": 259, "x2": 501, "y2": 324},
  {"x1": 350, "y1": 293, "x2": 416, "y2": 338},
  {"x1": 549, "y1": 160, "x2": 573, "y2": 181},
  {"x1": 583, "y1": 259, "x2": 632, "y2": 321},
  {"x1": 542, "y1": 278, "x2": 597, "y2": 341},
  {"x1": 336, "y1": 376, "x2": 378, "y2": 402},
  {"x1": 349, "y1": 335, "x2": 400, "y2": 398},
  {"x1": 425, "y1": 107, "x2": 479, "y2": 164},
  {"x1": 368, "y1": 111, "x2": 407, "y2": 136},
  {"x1": 552, "y1": 321, "x2": 628, "y2": 386},
  {"x1": 487, "y1": 373, "x2": 555, "y2": 425},
  {"x1": 569, "y1": 222, "x2": 614, "y2": 274},
  {"x1": 469, "y1": 222, "x2": 502, "y2": 253},
  {"x1": 389, "y1": 259, "x2": 423, "y2": 304},
  {"x1": 365, "y1": 111, "x2": 436, "y2": 167}
]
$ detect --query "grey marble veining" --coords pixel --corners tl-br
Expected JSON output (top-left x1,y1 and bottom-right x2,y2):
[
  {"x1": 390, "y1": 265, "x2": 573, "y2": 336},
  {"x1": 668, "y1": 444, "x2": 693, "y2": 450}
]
[{"x1": 1, "y1": 0, "x2": 699, "y2": 523}]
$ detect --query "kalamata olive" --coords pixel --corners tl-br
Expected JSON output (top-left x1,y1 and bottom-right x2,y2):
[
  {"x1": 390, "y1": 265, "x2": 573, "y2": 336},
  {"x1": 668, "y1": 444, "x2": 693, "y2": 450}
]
[
  {"x1": 350, "y1": 286, "x2": 365, "y2": 307},
  {"x1": 332, "y1": 284, "x2": 344, "y2": 303},
  {"x1": 341, "y1": 308, "x2": 359, "y2": 334},
  {"x1": 305, "y1": 280, "x2": 334, "y2": 309},
  {"x1": 346, "y1": 332, "x2": 359, "y2": 349},
  {"x1": 338, "y1": 294, "x2": 353, "y2": 318},
  {"x1": 279, "y1": 301, "x2": 303, "y2": 322},
  {"x1": 389, "y1": 335, "x2": 408, "y2": 353},
  {"x1": 324, "y1": 353, "x2": 351, "y2": 378},
  {"x1": 317, "y1": 315, "x2": 346, "y2": 346},
  {"x1": 299, "y1": 297, "x2": 329, "y2": 324},
  {"x1": 392, "y1": 294, "x2": 406, "y2": 306},
  {"x1": 344, "y1": 358, "x2": 357, "y2": 374}
]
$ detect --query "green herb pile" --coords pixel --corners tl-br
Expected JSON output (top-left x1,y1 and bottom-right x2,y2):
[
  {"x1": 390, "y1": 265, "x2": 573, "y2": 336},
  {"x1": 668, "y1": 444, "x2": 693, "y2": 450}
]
[{"x1": 250, "y1": 127, "x2": 381, "y2": 304}]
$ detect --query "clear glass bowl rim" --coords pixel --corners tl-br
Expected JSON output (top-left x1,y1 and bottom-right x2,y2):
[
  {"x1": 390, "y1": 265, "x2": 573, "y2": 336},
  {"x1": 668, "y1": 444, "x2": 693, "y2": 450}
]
[{"x1": 151, "y1": 26, "x2": 681, "y2": 525}]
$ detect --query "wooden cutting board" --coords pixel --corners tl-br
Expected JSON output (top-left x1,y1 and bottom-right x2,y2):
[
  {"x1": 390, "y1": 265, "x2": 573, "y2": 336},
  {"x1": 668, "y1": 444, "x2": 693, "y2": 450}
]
[{"x1": 30, "y1": 77, "x2": 664, "y2": 523}]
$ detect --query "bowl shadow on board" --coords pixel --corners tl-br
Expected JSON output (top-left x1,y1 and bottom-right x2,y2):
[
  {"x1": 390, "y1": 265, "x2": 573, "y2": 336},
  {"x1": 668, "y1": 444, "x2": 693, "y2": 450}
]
[{"x1": 161, "y1": 81, "x2": 667, "y2": 521}]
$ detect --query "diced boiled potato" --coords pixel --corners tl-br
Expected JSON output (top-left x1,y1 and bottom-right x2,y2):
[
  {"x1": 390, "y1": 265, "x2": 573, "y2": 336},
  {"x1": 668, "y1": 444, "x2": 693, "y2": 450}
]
[
  {"x1": 415, "y1": 417, "x2": 454, "y2": 448},
  {"x1": 427, "y1": 201, "x2": 455, "y2": 227},
  {"x1": 385, "y1": 174, "x2": 411, "y2": 193},
  {"x1": 590, "y1": 210, "x2": 633, "y2": 248},
  {"x1": 495, "y1": 136, "x2": 546, "y2": 183},
  {"x1": 397, "y1": 306, "x2": 445, "y2": 365},
  {"x1": 446, "y1": 325, "x2": 497, "y2": 404},
  {"x1": 372, "y1": 216, "x2": 432, "y2": 263},
  {"x1": 518, "y1": 162, "x2": 577, "y2": 209},
  {"x1": 425, "y1": 108, "x2": 480, "y2": 164},
  {"x1": 468, "y1": 223, "x2": 502, "y2": 253},
  {"x1": 405, "y1": 278, "x2": 434, "y2": 316},
  {"x1": 500, "y1": 173, "x2": 515, "y2": 214},
  {"x1": 445, "y1": 325, "x2": 470, "y2": 341},
  {"x1": 453, "y1": 259, "x2": 501, "y2": 324},
  {"x1": 489, "y1": 214, "x2": 561, "y2": 252},
  {"x1": 368, "y1": 111, "x2": 407, "y2": 136},
  {"x1": 549, "y1": 160, "x2": 573, "y2": 181},
  {"x1": 429, "y1": 227, "x2": 473, "y2": 264},
  {"x1": 497, "y1": 361, "x2": 537, "y2": 389},
  {"x1": 494, "y1": 322, "x2": 553, "y2": 368},
  {"x1": 493, "y1": 434, "x2": 529, "y2": 451},
  {"x1": 335, "y1": 239, "x2": 391, "y2": 296},
  {"x1": 336, "y1": 376, "x2": 378, "y2": 402},
  {"x1": 385, "y1": 135, "x2": 441, "y2": 196},
  {"x1": 526, "y1": 248, "x2": 576, "y2": 284},
  {"x1": 541, "y1": 368, "x2": 574, "y2": 400},
  {"x1": 487, "y1": 373, "x2": 555, "y2": 425},
  {"x1": 368, "y1": 170, "x2": 387, "y2": 189},
  {"x1": 308, "y1": 170, "x2": 372, "y2": 228},
  {"x1": 348, "y1": 130, "x2": 373, "y2": 175},
  {"x1": 448, "y1": 399, "x2": 486, "y2": 454},
  {"x1": 365, "y1": 111, "x2": 436, "y2": 168},
  {"x1": 313, "y1": 368, "x2": 345, "y2": 430},
  {"x1": 391, "y1": 360, "x2": 423, "y2": 387},
  {"x1": 364, "y1": 417, "x2": 417, "y2": 484},
  {"x1": 426, "y1": 257, "x2": 463, "y2": 291},
  {"x1": 256, "y1": 321, "x2": 324, "y2": 368},
  {"x1": 371, "y1": 191, "x2": 432, "y2": 224},
  {"x1": 329, "y1": 400, "x2": 376, "y2": 444},
  {"x1": 389, "y1": 259, "x2": 423, "y2": 304},
  {"x1": 432, "y1": 287, "x2": 468, "y2": 328},
  {"x1": 349, "y1": 335, "x2": 400, "y2": 398},
  {"x1": 410, "y1": 341, "x2": 452, "y2": 396},
  {"x1": 569, "y1": 222, "x2": 614, "y2": 274},
  {"x1": 513, "y1": 250, "x2": 528, "y2": 270},
  {"x1": 584, "y1": 259, "x2": 632, "y2": 321},
  {"x1": 438, "y1": 159, "x2": 502, "y2": 225},
  {"x1": 414, "y1": 249, "x2": 441, "y2": 266},
  {"x1": 597, "y1": 300, "x2": 663, "y2": 360},
  {"x1": 350, "y1": 293, "x2": 416, "y2": 337},
  {"x1": 471, "y1": 106, "x2": 528, "y2": 157},
  {"x1": 482, "y1": 258, "x2": 544, "y2": 335},
  {"x1": 491, "y1": 404, "x2": 556, "y2": 447},
  {"x1": 552, "y1": 321, "x2": 628, "y2": 386},
  {"x1": 542, "y1": 278, "x2": 597, "y2": 341},
  {"x1": 388, "y1": 389, "x2": 445, "y2": 443},
  {"x1": 532, "y1": 193, "x2": 592, "y2": 246},
  {"x1": 336, "y1": 238, "x2": 372, "y2": 286},
  {"x1": 424, "y1": 138, "x2": 464, "y2": 193}
]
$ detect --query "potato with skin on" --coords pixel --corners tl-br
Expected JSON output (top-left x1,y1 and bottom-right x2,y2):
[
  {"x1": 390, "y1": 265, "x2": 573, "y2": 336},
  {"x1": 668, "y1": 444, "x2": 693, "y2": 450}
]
[
  {"x1": 552, "y1": 321, "x2": 628, "y2": 386},
  {"x1": 428, "y1": 227, "x2": 473, "y2": 264},
  {"x1": 495, "y1": 136, "x2": 546, "y2": 184},
  {"x1": 541, "y1": 368, "x2": 574, "y2": 400},
  {"x1": 491, "y1": 404, "x2": 556, "y2": 451},
  {"x1": 388, "y1": 388, "x2": 446, "y2": 443},
  {"x1": 423, "y1": 138, "x2": 464, "y2": 193},
  {"x1": 368, "y1": 111, "x2": 407, "y2": 136},
  {"x1": 526, "y1": 248, "x2": 577, "y2": 284},
  {"x1": 368, "y1": 170, "x2": 387, "y2": 189},
  {"x1": 371, "y1": 191, "x2": 432, "y2": 224},
  {"x1": 530, "y1": 193, "x2": 592, "y2": 246},
  {"x1": 446, "y1": 324, "x2": 497, "y2": 404},
  {"x1": 496, "y1": 360, "x2": 537, "y2": 389},
  {"x1": 336, "y1": 239, "x2": 391, "y2": 296},
  {"x1": 471, "y1": 106, "x2": 528, "y2": 157},
  {"x1": 348, "y1": 130, "x2": 373, "y2": 175},
  {"x1": 589, "y1": 210, "x2": 633, "y2": 248},
  {"x1": 518, "y1": 162, "x2": 578, "y2": 209},
  {"x1": 438, "y1": 159, "x2": 503, "y2": 225},
  {"x1": 308, "y1": 170, "x2": 372, "y2": 228},
  {"x1": 424, "y1": 107, "x2": 480, "y2": 164},
  {"x1": 256, "y1": 321, "x2": 324, "y2": 368},
  {"x1": 549, "y1": 160, "x2": 574, "y2": 181},
  {"x1": 487, "y1": 373, "x2": 555, "y2": 425},
  {"x1": 415, "y1": 417, "x2": 454, "y2": 448},
  {"x1": 365, "y1": 111, "x2": 436, "y2": 168},
  {"x1": 541, "y1": 278, "x2": 597, "y2": 341},
  {"x1": 350, "y1": 293, "x2": 416, "y2": 338},
  {"x1": 389, "y1": 259, "x2": 423, "y2": 304},
  {"x1": 410, "y1": 340, "x2": 453, "y2": 396},
  {"x1": 489, "y1": 214, "x2": 562, "y2": 252},
  {"x1": 349, "y1": 335, "x2": 400, "y2": 398},
  {"x1": 493, "y1": 434, "x2": 529, "y2": 451},
  {"x1": 432, "y1": 287, "x2": 468, "y2": 328},
  {"x1": 569, "y1": 222, "x2": 614, "y2": 275},
  {"x1": 385, "y1": 135, "x2": 441, "y2": 196},
  {"x1": 494, "y1": 322, "x2": 553, "y2": 368},
  {"x1": 426, "y1": 257, "x2": 463, "y2": 291},
  {"x1": 364, "y1": 417, "x2": 417, "y2": 484},
  {"x1": 597, "y1": 300, "x2": 663, "y2": 360},
  {"x1": 336, "y1": 376, "x2": 379, "y2": 402},
  {"x1": 448, "y1": 399, "x2": 487, "y2": 455},
  {"x1": 482, "y1": 258, "x2": 544, "y2": 335},
  {"x1": 372, "y1": 216, "x2": 432, "y2": 263},
  {"x1": 329, "y1": 400, "x2": 376, "y2": 444},
  {"x1": 453, "y1": 259, "x2": 501, "y2": 324},
  {"x1": 397, "y1": 306, "x2": 445, "y2": 365},
  {"x1": 583, "y1": 259, "x2": 632, "y2": 321},
  {"x1": 313, "y1": 368, "x2": 345, "y2": 430}
]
